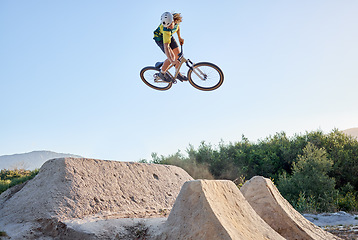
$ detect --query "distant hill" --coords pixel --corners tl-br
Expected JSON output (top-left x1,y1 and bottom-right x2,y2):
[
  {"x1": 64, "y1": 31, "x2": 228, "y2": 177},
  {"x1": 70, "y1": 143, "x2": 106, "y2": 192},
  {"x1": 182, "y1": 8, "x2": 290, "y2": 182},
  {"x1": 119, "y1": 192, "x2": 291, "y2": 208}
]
[
  {"x1": 0, "y1": 151, "x2": 82, "y2": 170},
  {"x1": 342, "y1": 128, "x2": 358, "y2": 139}
]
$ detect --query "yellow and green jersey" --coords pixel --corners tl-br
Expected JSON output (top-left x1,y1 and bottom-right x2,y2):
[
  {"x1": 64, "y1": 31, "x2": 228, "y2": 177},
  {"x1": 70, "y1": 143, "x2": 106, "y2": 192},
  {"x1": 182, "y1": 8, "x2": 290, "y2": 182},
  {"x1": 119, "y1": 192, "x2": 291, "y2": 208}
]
[{"x1": 153, "y1": 24, "x2": 179, "y2": 43}]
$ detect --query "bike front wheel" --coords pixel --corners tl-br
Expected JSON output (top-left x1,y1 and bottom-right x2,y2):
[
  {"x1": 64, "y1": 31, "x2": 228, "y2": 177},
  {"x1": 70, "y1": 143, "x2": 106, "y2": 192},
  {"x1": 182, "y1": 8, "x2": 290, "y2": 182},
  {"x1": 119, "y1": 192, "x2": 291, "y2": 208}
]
[
  {"x1": 140, "y1": 66, "x2": 172, "y2": 91},
  {"x1": 187, "y1": 62, "x2": 224, "y2": 91}
]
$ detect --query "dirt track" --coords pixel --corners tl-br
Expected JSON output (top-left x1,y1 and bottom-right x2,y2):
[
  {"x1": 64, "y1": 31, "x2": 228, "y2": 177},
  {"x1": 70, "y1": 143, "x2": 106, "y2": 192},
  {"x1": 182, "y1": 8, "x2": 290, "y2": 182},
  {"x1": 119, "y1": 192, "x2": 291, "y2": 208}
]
[
  {"x1": 241, "y1": 176, "x2": 340, "y2": 240},
  {"x1": 0, "y1": 158, "x2": 348, "y2": 239}
]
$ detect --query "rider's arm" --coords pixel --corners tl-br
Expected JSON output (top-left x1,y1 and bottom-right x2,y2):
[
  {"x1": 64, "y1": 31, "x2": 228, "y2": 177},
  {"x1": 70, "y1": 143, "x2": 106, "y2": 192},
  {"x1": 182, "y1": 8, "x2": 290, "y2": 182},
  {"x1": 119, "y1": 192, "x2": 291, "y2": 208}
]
[{"x1": 177, "y1": 26, "x2": 184, "y2": 45}]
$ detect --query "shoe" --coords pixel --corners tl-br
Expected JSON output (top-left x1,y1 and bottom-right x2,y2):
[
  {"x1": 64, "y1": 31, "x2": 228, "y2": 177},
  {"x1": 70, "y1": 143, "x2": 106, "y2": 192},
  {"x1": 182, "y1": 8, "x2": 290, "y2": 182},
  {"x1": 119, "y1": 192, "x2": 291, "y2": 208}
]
[
  {"x1": 155, "y1": 62, "x2": 164, "y2": 69},
  {"x1": 177, "y1": 73, "x2": 188, "y2": 81},
  {"x1": 158, "y1": 72, "x2": 172, "y2": 82}
]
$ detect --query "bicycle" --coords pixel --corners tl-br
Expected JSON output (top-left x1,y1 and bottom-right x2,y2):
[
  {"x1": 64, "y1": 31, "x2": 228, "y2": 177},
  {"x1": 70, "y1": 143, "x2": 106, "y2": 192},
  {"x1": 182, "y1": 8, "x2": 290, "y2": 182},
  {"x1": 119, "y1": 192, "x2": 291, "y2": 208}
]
[{"x1": 140, "y1": 46, "x2": 224, "y2": 91}]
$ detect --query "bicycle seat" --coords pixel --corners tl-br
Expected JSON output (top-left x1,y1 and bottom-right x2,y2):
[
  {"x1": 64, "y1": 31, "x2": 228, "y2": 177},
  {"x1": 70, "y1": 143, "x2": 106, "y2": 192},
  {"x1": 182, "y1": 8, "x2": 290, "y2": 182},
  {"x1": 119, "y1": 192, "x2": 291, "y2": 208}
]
[{"x1": 155, "y1": 62, "x2": 164, "y2": 69}]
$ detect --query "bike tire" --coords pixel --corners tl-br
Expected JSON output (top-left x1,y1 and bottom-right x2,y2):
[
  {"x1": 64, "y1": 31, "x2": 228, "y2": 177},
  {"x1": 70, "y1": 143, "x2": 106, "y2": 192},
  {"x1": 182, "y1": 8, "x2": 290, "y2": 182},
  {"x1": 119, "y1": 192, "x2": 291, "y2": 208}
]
[
  {"x1": 187, "y1": 62, "x2": 224, "y2": 91},
  {"x1": 140, "y1": 66, "x2": 172, "y2": 91}
]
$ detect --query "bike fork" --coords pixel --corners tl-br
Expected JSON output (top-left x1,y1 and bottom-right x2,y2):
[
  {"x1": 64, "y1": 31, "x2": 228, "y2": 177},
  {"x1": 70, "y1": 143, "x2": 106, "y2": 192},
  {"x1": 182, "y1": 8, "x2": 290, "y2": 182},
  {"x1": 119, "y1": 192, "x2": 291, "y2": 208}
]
[{"x1": 186, "y1": 59, "x2": 207, "y2": 81}]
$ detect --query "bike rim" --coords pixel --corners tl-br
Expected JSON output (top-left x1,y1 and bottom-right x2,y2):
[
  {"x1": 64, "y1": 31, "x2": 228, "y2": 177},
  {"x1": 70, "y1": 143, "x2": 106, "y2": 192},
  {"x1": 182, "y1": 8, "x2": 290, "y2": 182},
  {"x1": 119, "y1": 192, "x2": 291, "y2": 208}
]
[
  {"x1": 188, "y1": 63, "x2": 223, "y2": 91},
  {"x1": 140, "y1": 67, "x2": 172, "y2": 91}
]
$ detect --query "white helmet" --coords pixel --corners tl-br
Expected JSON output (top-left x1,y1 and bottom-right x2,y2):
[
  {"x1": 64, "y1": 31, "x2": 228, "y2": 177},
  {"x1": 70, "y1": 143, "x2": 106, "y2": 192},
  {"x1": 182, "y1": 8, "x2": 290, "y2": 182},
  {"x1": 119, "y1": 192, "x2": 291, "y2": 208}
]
[{"x1": 161, "y1": 12, "x2": 173, "y2": 27}]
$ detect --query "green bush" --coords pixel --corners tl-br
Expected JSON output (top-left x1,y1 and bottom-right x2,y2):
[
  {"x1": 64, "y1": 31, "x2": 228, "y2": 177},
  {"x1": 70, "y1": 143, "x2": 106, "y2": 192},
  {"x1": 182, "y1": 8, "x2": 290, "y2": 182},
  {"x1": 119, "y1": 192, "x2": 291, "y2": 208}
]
[
  {"x1": 147, "y1": 129, "x2": 358, "y2": 213},
  {"x1": 149, "y1": 150, "x2": 214, "y2": 180},
  {"x1": 295, "y1": 192, "x2": 319, "y2": 213},
  {"x1": 337, "y1": 192, "x2": 358, "y2": 212},
  {"x1": 277, "y1": 143, "x2": 336, "y2": 212},
  {"x1": 0, "y1": 179, "x2": 11, "y2": 193},
  {"x1": 0, "y1": 169, "x2": 39, "y2": 194}
]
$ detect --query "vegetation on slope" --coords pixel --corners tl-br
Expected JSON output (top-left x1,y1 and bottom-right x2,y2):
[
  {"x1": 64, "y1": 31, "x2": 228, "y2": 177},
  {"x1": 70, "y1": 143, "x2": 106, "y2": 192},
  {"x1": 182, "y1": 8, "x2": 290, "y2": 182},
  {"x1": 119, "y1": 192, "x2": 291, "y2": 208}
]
[
  {"x1": 2, "y1": 128, "x2": 357, "y2": 213},
  {"x1": 0, "y1": 169, "x2": 39, "y2": 194},
  {"x1": 142, "y1": 129, "x2": 358, "y2": 213}
]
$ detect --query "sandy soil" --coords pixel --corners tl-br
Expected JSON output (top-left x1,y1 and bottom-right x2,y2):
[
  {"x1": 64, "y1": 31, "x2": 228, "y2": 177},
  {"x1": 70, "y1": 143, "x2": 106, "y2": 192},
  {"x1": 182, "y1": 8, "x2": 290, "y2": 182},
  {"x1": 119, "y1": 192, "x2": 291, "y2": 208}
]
[
  {"x1": 1, "y1": 158, "x2": 357, "y2": 240},
  {"x1": 64, "y1": 216, "x2": 167, "y2": 240},
  {"x1": 158, "y1": 180, "x2": 285, "y2": 240},
  {"x1": 50, "y1": 212, "x2": 358, "y2": 239},
  {"x1": 241, "y1": 176, "x2": 340, "y2": 239},
  {"x1": 0, "y1": 158, "x2": 193, "y2": 239}
]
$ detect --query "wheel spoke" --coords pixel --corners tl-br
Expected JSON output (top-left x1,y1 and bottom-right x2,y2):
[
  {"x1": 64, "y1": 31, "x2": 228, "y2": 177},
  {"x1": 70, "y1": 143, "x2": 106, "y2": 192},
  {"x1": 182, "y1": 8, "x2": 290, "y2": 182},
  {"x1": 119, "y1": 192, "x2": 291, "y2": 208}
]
[
  {"x1": 188, "y1": 62, "x2": 223, "y2": 91},
  {"x1": 140, "y1": 67, "x2": 172, "y2": 91}
]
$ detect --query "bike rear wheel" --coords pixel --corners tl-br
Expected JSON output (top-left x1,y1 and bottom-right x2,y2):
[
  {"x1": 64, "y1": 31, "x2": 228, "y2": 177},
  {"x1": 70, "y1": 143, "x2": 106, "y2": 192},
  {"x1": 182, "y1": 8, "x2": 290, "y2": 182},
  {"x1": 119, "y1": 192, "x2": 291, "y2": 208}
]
[
  {"x1": 140, "y1": 66, "x2": 172, "y2": 91},
  {"x1": 187, "y1": 62, "x2": 224, "y2": 91}
]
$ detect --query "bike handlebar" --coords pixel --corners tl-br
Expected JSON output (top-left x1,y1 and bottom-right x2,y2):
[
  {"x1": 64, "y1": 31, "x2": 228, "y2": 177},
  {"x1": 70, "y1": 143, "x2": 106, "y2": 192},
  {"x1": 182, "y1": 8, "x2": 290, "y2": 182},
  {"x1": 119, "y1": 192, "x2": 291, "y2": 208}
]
[{"x1": 178, "y1": 45, "x2": 184, "y2": 58}]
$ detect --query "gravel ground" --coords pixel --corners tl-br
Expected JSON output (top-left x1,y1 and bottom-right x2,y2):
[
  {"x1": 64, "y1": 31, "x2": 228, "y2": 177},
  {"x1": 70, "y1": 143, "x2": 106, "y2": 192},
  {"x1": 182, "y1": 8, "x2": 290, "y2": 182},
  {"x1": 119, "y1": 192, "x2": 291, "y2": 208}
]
[
  {"x1": 304, "y1": 212, "x2": 358, "y2": 240},
  {"x1": 324, "y1": 225, "x2": 358, "y2": 240}
]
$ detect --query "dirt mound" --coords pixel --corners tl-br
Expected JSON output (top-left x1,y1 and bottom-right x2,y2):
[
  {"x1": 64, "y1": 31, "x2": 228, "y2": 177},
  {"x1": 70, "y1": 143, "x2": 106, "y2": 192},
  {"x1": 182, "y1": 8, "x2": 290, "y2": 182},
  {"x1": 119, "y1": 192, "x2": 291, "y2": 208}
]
[
  {"x1": 0, "y1": 158, "x2": 193, "y2": 238},
  {"x1": 241, "y1": 176, "x2": 341, "y2": 240},
  {"x1": 1, "y1": 159, "x2": 344, "y2": 239},
  {"x1": 157, "y1": 180, "x2": 285, "y2": 240}
]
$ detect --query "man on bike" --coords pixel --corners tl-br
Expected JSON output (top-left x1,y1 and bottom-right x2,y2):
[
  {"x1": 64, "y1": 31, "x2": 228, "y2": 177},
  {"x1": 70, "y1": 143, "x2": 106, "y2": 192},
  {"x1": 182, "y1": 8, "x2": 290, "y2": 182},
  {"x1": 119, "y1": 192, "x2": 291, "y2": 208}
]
[{"x1": 153, "y1": 12, "x2": 188, "y2": 82}]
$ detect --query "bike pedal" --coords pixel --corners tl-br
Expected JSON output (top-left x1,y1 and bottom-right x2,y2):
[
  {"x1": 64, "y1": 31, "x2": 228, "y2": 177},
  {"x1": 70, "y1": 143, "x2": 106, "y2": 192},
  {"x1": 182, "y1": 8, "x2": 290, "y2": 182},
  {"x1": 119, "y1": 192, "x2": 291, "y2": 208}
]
[{"x1": 176, "y1": 78, "x2": 188, "y2": 82}]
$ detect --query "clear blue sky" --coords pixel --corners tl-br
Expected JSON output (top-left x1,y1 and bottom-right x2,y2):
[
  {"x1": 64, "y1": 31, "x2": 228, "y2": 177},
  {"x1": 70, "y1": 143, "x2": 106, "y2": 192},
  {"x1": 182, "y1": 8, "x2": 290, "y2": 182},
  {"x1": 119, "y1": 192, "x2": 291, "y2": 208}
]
[{"x1": 1, "y1": 1, "x2": 357, "y2": 161}]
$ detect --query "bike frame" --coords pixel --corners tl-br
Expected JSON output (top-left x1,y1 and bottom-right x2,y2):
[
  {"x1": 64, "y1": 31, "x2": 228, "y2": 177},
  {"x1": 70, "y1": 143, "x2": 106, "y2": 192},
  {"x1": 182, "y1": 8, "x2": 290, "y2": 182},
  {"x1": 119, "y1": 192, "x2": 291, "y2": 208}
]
[
  {"x1": 165, "y1": 46, "x2": 207, "y2": 82},
  {"x1": 142, "y1": 44, "x2": 223, "y2": 91}
]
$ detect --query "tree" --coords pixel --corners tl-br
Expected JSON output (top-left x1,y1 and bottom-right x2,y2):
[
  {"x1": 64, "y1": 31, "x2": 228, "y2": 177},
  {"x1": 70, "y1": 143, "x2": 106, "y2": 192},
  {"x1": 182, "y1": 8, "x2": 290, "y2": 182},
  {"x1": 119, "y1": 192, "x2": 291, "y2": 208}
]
[
  {"x1": 277, "y1": 142, "x2": 336, "y2": 212},
  {"x1": 324, "y1": 129, "x2": 358, "y2": 190}
]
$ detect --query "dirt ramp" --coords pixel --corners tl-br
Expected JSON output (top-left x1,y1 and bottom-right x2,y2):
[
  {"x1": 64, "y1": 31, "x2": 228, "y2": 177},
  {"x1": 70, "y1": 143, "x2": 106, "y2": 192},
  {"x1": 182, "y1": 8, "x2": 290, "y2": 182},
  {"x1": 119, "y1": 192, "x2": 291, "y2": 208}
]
[
  {"x1": 241, "y1": 176, "x2": 341, "y2": 240},
  {"x1": 0, "y1": 158, "x2": 193, "y2": 224},
  {"x1": 158, "y1": 180, "x2": 285, "y2": 240}
]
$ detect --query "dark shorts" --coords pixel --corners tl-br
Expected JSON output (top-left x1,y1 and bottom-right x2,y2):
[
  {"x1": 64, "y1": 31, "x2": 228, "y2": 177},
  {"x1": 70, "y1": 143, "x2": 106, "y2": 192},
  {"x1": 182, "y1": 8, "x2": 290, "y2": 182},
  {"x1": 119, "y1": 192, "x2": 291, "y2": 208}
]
[{"x1": 155, "y1": 37, "x2": 179, "y2": 54}]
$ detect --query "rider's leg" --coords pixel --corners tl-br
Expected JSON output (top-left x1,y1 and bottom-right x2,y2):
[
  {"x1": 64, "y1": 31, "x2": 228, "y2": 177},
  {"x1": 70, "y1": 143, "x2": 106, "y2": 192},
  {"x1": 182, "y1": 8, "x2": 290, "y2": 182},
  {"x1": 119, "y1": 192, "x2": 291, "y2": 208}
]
[
  {"x1": 154, "y1": 38, "x2": 183, "y2": 81},
  {"x1": 159, "y1": 47, "x2": 175, "y2": 82},
  {"x1": 161, "y1": 38, "x2": 180, "y2": 72},
  {"x1": 172, "y1": 46, "x2": 188, "y2": 80},
  {"x1": 172, "y1": 47, "x2": 180, "y2": 71},
  {"x1": 162, "y1": 44, "x2": 180, "y2": 72},
  {"x1": 155, "y1": 39, "x2": 171, "y2": 73},
  {"x1": 161, "y1": 48, "x2": 178, "y2": 73},
  {"x1": 161, "y1": 58, "x2": 171, "y2": 72}
]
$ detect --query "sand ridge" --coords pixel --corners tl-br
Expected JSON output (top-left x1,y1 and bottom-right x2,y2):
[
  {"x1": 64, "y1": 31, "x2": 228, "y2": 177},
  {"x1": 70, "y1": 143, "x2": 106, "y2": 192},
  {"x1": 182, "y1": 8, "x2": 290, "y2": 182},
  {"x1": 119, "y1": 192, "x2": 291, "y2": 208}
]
[
  {"x1": 241, "y1": 176, "x2": 341, "y2": 240},
  {"x1": 157, "y1": 179, "x2": 285, "y2": 240},
  {"x1": 0, "y1": 158, "x2": 343, "y2": 239},
  {"x1": 0, "y1": 158, "x2": 193, "y2": 239}
]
